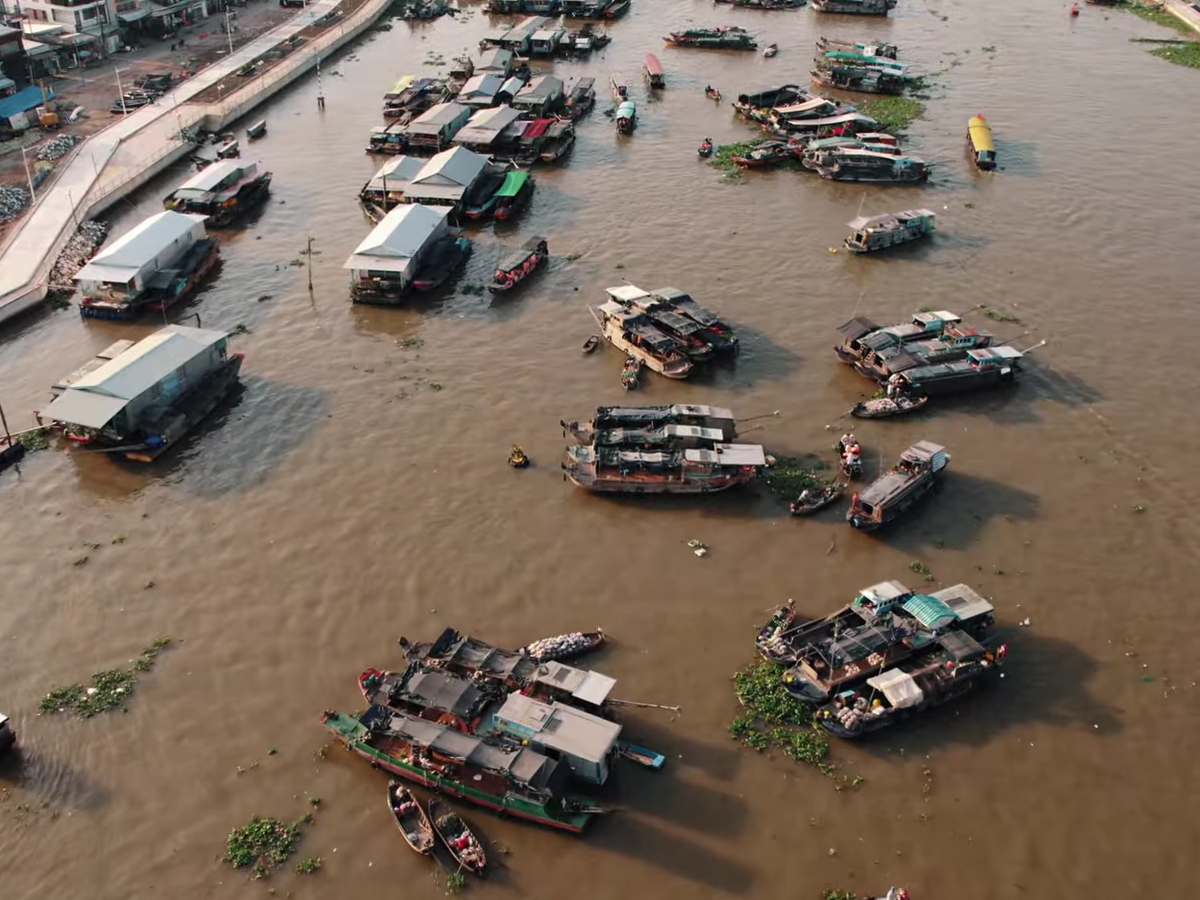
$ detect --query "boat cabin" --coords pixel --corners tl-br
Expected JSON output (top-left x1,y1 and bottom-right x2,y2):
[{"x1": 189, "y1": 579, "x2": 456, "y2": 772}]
[
  {"x1": 565, "y1": 77, "x2": 596, "y2": 117},
  {"x1": 476, "y1": 46, "x2": 514, "y2": 77},
  {"x1": 900, "y1": 346, "x2": 1024, "y2": 395},
  {"x1": 345, "y1": 203, "x2": 452, "y2": 297},
  {"x1": 967, "y1": 115, "x2": 996, "y2": 170},
  {"x1": 401, "y1": 628, "x2": 540, "y2": 685},
  {"x1": 527, "y1": 660, "x2": 616, "y2": 710},
  {"x1": 848, "y1": 441, "x2": 948, "y2": 529},
  {"x1": 454, "y1": 104, "x2": 523, "y2": 152},
  {"x1": 530, "y1": 27, "x2": 565, "y2": 55},
  {"x1": 51, "y1": 340, "x2": 136, "y2": 397},
  {"x1": 360, "y1": 146, "x2": 492, "y2": 218},
  {"x1": 844, "y1": 209, "x2": 936, "y2": 253},
  {"x1": 458, "y1": 73, "x2": 506, "y2": 108},
  {"x1": 163, "y1": 159, "x2": 271, "y2": 226},
  {"x1": 491, "y1": 693, "x2": 621, "y2": 785},
  {"x1": 512, "y1": 75, "x2": 565, "y2": 117},
  {"x1": 377, "y1": 663, "x2": 496, "y2": 727},
  {"x1": 485, "y1": 15, "x2": 551, "y2": 53},
  {"x1": 42, "y1": 325, "x2": 235, "y2": 446},
  {"x1": 404, "y1": 102, "x2": 472, "y2": 151},
  {"x1": 572, "y1": 404, "x2": 738, "y2": 442},
  {"x1": 74, "y1": 211, "x2": 209, "y2": 308}
]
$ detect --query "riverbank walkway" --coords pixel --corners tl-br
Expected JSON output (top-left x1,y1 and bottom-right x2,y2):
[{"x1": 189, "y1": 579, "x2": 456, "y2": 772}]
[{"x1": 0, "y1": 0, "x2": 391, "y2": 324}]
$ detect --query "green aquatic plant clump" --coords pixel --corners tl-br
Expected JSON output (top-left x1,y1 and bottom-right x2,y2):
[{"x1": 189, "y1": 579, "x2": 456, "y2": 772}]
[
  {"x1": 223, "y1": 815, "x2": 304, "y2": 878},
  {"x1": 760, "y1": 455, "x2": 828, "y2": 498},
  {"x1": 39, "y1": 638, "x2": 171, "y2": 718},
  {"x1": 857, "y1": 97, "x2": 927, "y2": 132},
  {"x1": 730, "y1": 661, "x2": 833, "y2": 773},
  {"x1": 1151, "y1": 42, "x2": 1200, "y2": 68},
  {"x1": 709, "y1": 140, "x2": 758, "y2": 174}
]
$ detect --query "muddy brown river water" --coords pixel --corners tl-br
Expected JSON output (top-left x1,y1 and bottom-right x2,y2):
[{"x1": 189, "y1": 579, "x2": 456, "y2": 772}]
[{"x1": 2, "y1": 1, "x2": 1200, "y2": 898}]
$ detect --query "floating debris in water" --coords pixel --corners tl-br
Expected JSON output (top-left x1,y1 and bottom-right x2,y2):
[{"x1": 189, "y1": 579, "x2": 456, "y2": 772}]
[
  {"x1": 39, "y1": 637, "x2": 171, "y2": 718},
  {"x1": 223, "y1": 814, "x2": 307, "y2": 879}
]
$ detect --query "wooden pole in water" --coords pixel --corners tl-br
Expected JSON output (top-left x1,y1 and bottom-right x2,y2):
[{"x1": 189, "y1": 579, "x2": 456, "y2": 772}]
[
  {"x1": 307, "y1": 236, "x2": 315, "y2": 290},
  {"x1": 0, "y1": 398, "x2": 13, "y2": 446},
  {"x1": 608, "y1": 699, "x2": 681, "y2": 712}
]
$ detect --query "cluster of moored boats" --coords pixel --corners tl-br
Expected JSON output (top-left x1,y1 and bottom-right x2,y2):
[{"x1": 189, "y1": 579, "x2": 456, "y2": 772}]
[
  {"x1": 757, "y1": 579, "x2": 1006, "y2": 737},
  {"x1": 812, "y1": 37, "x2": 911, "y2": 95},
  {"x1": 325, "y1": 626, "x2": 667, "y2": 841}
]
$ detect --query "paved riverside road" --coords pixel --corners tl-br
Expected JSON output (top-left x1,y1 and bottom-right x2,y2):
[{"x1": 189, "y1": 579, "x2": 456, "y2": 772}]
[{"x1": 0, "y1": 0, "x2": 345, "y2": 322}]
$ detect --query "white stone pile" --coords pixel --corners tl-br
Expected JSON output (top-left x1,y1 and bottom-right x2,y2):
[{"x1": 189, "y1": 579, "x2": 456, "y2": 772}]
[
  {"x1": 0, "y1": 184, "x2": 31, "y2": 223},
  {"x1": 47, "y1": 220, "x2": 109, "y2": 294},
  {"x1": 37, "y1": 134, "x2": 82, "y2": 161}
]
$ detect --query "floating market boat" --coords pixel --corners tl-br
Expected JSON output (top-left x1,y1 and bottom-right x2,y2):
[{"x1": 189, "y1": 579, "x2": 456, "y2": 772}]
[
  {"x1": 789, "y1": 484, "x2": 843, "y2": 516},
  {"x1": 967, "y1": 114, "x2": 997, "y2": 170},
  {"x1": 763, "y1": 43, "x2": 778, "y2": 58},
  {"x1": 163, "y1": 160, "x2": 272, "y2": 227},
  {"x1": 621, "y1": 356, "x2": 644, "y2": 389},
  {"x1": 522, "y1": 630, "x2": 606, "y2": 662},
  {"x1": 847, "y1": 440, "x2": 948, "y2": 532},
  {"x1": 465, "y1": 169, "x2": 534, "y2": 221},
  {"x1": 819, "y1": 49, "x2": 907, "y2": 72},
  {"x1": 806, "y1": 148, "x2": 930, "y2": 183},
  {"x1": 838, "y1": 433, "x2": 863, "y2": 479},
  {"x1": 698, "y1": 137, "x2": 714, "y2": 157},
  {"x1": 603, "y1": 285, "x2": 721, "y2": 361},
  {"x1": 817, "y1": 37, "x2": 899, "y2": 59},
  {"x1": 733, "y1": 140, "x2": 794, "y2": 169},
  {"x1": 760, "y1": 582, "x2": 997, "y2": 697},
  {"x1": 733, "y1": 84, "x2": 812, "y2": 121},
  {"x1": 0, "y1": 712, "x2": 14, "y2": 757},
  {"x1": 664, "y1": 27, "x2": 758, "y2": 50},
  {"x1": 399, "y1": 628, "x2": 540, "y2": 686},
  {"x1": 850, "y1": 395, "x2": 929, "y2": 418},
  {"x1": 775, "y1": 111, "x2": 879, "y2": 136},
  {"x1": 561, "y1": 404, "x2": 738, "y2": 443},
  {"x1": 592, "y1": 301, "x2": 694, "y2": 379},
  {"x1": 41, "y1": 325, "x2": 243, "y2": 463},
  {"x1": 644, "y1": 53, "x2": 665, "y2": 88},
  {"x1": 490, "y1": 236, "x2": 548, "y2": 293},
  {"x1": 769, "y1": 94, "x2": 848, "y2": 124},
  {"x1": 894, "y1": 346, "x2": 1025, "y2": 396},
  {"x1": 582, "y1": 335, "x2": 600, "y2": 354},
  {"x1": 835, "y1": 309, "x2": 969, "y2": 367},
  {"x1": 428, "y1": 798, "x2": 487, "y2": 875},
  {"x1": 811, "y1": 0, "x2": 896, "y2": 13},
  {"x1": 388, "y1": 783, "x2": 436, "y2": 855},
  {"x1": 843, "y1": 209, "x2": 936, "y2": 253},
  {"x1": 616, "y1": 100, "x2": 637, "y2": 134},
  {"x1": 817, "y1": 635, "x2": 1007, "y2": 738},
  {"x1": 565, "y1": 77, "x2": 597, "y2": 118},
  {"x1": 323, "y1": 708, "x2": 601, "y2": 833},
  {"x1": 246, "y1": 120, "x2": 267, "y2": 140},
  {"x1": 852, "y1": 326, "x2": 995, "y2": 383},
  {"x1": 412, "y1": 238, "x2": 473, "y2": 292},
  {"x1": 573, "y1": 422, "x2": 729, "y2": 451},
  {"x1": 812, "y1": 65, "x2": 906, "y2": 95},
  {"x1": 562, "y1": 443, "x2": 767, "y2": 493}
]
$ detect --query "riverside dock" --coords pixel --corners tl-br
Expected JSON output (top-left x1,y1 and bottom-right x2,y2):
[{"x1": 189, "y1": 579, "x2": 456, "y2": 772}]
[{"x1": 0, "y1": 0, "x2": 393, "y2": 325}]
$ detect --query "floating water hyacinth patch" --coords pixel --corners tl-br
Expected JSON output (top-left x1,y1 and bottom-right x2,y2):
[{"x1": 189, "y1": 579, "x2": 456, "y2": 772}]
[{"x1": 39, "y1": 638, "x2": 171, "y2": 718}]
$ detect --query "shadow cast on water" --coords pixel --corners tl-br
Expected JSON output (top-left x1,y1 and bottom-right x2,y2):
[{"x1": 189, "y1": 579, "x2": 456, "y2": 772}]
[
  {"x1": 994, "y1": 138, "x2": 1040, "y2": 177},
  {"x1": 619, "y1": 716, "x2": 744, "y2": 783},
  {"x1": 854, "y1": 628, "x2": 1122, "y2": 758},
  {"x1": 868, "y1": 470, "x2": 1041, "y2": 552},
  {"x1": 572, "y1": 481, "x2": 783, "y2": 522},
  {"x1": 590, "y1": 810, "x2": 756, "y2": 894},
  {"x1": 0, "y1": 745, "x2": 110, "y2": 813}
]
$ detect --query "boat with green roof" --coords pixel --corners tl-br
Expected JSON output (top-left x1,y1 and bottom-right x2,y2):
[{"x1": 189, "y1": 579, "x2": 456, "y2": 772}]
[
  {"x1": 462, "y1": 169, "x2": 534, "y2": 221},
  {"x1": 321, "y1": 707, "x2": 602, "y2": 833}
]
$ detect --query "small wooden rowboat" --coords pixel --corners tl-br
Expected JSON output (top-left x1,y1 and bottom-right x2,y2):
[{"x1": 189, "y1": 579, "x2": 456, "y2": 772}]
[
  {"x1": 388, "y1": 783, "x2": 436, "y2": 855},
  {"x1": 523, "y1": 630, "x2": 606, "y2": 662},
  {"x1": 582, "y1": 335, "x2": 601, "y2": 354},
  {"x1": 621, "y1": 355, "x2": 643, "y2": 390},
  {"x1": 428, "y1": 798, "x2": 487, "y2": 876},
  {"x1": 850, "y1": 395, "x2": 929, "y2": 418},
  {"x1": 789, "y1": 485, "x2": 843, "y2": 516}
]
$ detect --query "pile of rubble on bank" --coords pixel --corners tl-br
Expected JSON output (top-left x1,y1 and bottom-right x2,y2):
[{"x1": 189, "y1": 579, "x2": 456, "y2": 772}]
[
  {"x1": 37, "y1": 134, "x2": 82, "y2": 161},
  {"x1": 47, "y1": 220, "x2": 109, "y2": 295},
  {"x1": 0, "y1": 184, "x2": 30, "y2": 223}
]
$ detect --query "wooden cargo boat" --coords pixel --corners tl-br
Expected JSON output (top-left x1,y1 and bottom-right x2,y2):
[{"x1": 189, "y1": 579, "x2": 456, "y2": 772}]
[
  {"x1": 522, "y1": 630, "x2": 606, "y2": 662},
  {"x1": 812, "y1": 0, "x2": 896, "y2": 13},
  {"x1": 538, "y1": 121, "x2": 576, "y2": 162},
  {"x1": 322, "y1": 708, "x2": 600, "y2": 833},
  {"x1": 847, "y1": 440, "x2": 948, "y2": 531},
  {"x1": 593, "y1": 301, "x2": 694, "y2": 379},
  {"x1": 967, "y1": 114, "x2": 997, "y2": 170},
  {"x1": 819, "y1": 49, "x2": 907, "y2": 72},
  {"x1": 616, "y1": 100, "x2": 637, "y2": 134},
  {"x1": 644, "y1": 53, "x2": 665, "y2": 89},
  {"x1": 843, "y1": 209, "x2": 936, "y2": 253},
  {"x1": 650, "y1": 287, "x2": 740, "y2": 353},
  {"x1": 664, "y1": 27, "x2": 758, "y2": 50},
  {"x1": 399, "y1": 628, "x2": 541, "y2": 685},
  {"x1": 429, "y1": 798, "x2": 487, "y2": 875},
  {"x1": 164, "y1": 160, "x2": 272, "y2": 227},
  {"x1": 411, "y1": 237, "x2": 472, "y2": 292},
  {"x1": 561, "y1": 404, "x2": 738, "y2": 444},
  {"x1": 388, "y1": 783, "x2": 436, "y2": 855},
  {"x1": 812, "y1": 65, "x2": 906, "y2": 95},
  {"x1": 41, "y1": 326, "x2": 243, "y2": 463},
  {"x1": 490, "y1": 236, "x2": 548, "y2": 292},
  {"x1": 817, "y1": 37, "x2": 899, "y2": 59},
  {"x1": 770, "y1": 95, "x2": 848, "y2": 124},
  {"x1": 565, "y1": 77, "x2": 597, "y2": 118},
  {"x1": 562, "y1": 442, "x2": 766, "y2": 493},
  {"x1": 855, "y1": 327, "x2": 995, "y2": 382},
  {"x1": 896, "y1": 346, "x2": 1024, "y2": 396},
  {"x1": 776, "y1": 111, "x2": 879, "y2": 136},
  {"x1": 850, "y1": 395, "x2": 929, "y2": 418},
  {"x1": 759, "y1": 581, "x2": 997, "y2": 697},
  {"x1": 806, "y1": 148, "x2": 930, "y2": 183},
  {"x1": 732, "y1": 140, "x2": 792, "y2": 169},
  {"x1": 603, "y1": 285, "x2": 719, "y2": 361},
  {"x1": 574, "y1": 422, "x2": 729, "y2": 451},
  {"x1": 834, "y1": 309, "x2": 970, "y2": 367},
  {"x1": 246, "y1": 120, "x2": 267, "y2": 139},
  {"x1": 817, "y1": 635, "x2": 1007, "y2": 738},
  {"x1": 734, "y1": 85, "x2": 812, "y2": 121},
  {"x1": 788, "y1": 483, "x2": 843, "y2": 516},
  {"x1": 465, "y1": 169, "x2": 533, "y2": 221}
]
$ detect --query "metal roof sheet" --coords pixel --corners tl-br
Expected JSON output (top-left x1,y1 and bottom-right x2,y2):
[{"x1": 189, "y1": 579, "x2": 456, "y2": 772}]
[
  {"x1": 413, "y1": 146, "x2": 487, "y2": 188},
  {"x1": 496, "y1": 694, "x2": 621, "y2": 764},
  {"x1": 70, "y1": 325, "x2": 228, "y2": 400},
  {"x1": 346, "y1": 204, "x2": 448, "y2": 265},
  {"x1": 42, "y1": 389, "x2": 129, "y2": 430},
  {"x1": 77, "y1": 211, "x2": 205, "y2": 278}
]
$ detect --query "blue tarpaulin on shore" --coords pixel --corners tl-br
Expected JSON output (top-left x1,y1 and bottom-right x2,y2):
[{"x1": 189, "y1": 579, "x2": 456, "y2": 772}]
[{"x1": 0, "y1": 85, "x2": 53, "y2": 122}]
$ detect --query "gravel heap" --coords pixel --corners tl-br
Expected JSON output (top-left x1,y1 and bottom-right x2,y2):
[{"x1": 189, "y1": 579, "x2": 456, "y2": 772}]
[
  {"x1": 0, "y1": 184, "x2": 31, "y2": 222},
  {"x1": 47, "y1": 220, "x2": 109, "y2": 295}
]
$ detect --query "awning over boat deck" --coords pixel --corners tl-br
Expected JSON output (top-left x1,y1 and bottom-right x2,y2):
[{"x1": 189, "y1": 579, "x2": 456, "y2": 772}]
[
  {"x1": 42, "y1": 389, "x2": 129, "y2": 429},
  {"x1": 117, "y1": 8, "x2": 151, "y2": 22},
  {"x1": 866, "y1": 669, "x2": 923, "y2": 708},
  {"x1": 901, "y1": 594, "x2": 959, "y2": 630},
  {"x1": 685, "y1": 443, "x2": 767, "y2": 466},
  {"x1": 403, "y1": 669, "x2": 484, "y2": 717},
  {"x1": 531, "y1": 661, "x2": 616, "y2": 706}
]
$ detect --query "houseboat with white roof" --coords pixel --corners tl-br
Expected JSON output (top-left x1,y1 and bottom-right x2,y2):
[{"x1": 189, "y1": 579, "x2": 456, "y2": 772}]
[
  {"x1": 562, "y1": 442, "x2": 767, "y2": 493},
  {"x1": 345, "y1": 204, "x2": 471, "y2": 303},
  {"x1": 357, "y1": 146, "x2": 503, "y2": 222},
  {"x1": 162, "y1": 160, "x2": 272, "y2": 227}
]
